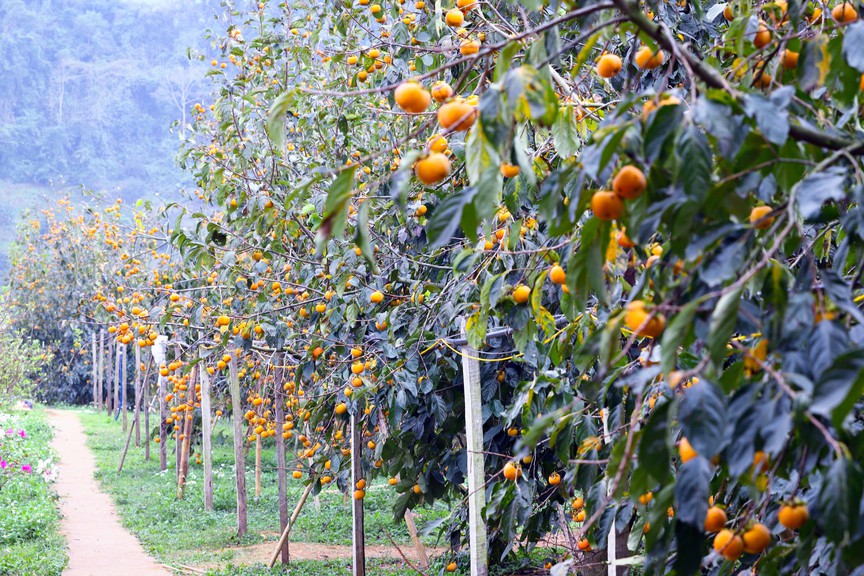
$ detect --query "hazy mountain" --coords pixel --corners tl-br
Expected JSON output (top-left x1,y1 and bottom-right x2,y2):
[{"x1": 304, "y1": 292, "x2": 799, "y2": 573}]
[{"x1": 0, "y1": 0, "x2": 223, "y2": 276}]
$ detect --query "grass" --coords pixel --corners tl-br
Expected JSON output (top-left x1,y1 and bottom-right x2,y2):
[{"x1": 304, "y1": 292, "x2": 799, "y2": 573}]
[
  {"x1": 75, "y1": 407, "x2": 454, "y2": 574},
  {"x1": 0, "y1": 405, "x2": 67, "y2": 576}
]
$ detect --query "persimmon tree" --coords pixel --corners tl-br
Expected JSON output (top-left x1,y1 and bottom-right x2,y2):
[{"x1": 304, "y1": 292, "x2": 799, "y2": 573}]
[
  {"x1": 167, "y1": 0, "x2": 864, "y2": 571},
  {"x1": 6, "y1": 196, "x2": 120, "y2": 403},
  {"x1": 8, "y1": 0, "x2": 864, "y2": 573}
]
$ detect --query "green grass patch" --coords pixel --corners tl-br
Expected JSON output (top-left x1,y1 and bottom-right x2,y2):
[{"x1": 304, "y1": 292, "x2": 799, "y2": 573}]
[
  {"x1": 76, "y1": 408, "x2": 452, "y2": 571},
  {"x1": 0, "y1": 405, "x2": 67, "y2": 576}
]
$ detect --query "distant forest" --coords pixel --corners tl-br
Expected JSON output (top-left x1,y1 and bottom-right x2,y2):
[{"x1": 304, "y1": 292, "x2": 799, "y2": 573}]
[{"x1": 0, "y1": 0, "x2": 223, "y2": 199}]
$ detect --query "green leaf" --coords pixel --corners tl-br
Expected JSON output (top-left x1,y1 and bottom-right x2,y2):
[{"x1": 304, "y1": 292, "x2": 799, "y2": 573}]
[
  {"x1": 426, "y1": 186, "x2": 476, "y2": 248},
  {"x1": 316, "y1": 166, "x2": 356, "y2": 253},
  {"x1": 552, "y1": 105, "x2": 581, "y2": 159},
  {"x1": 265, "y1": 90, "x2": 296, "y2": 149},
  {"x1": 465, "y1": 123, "x2": 501, "y2": 186},
  {"x1": 811, "y1": 349, "x2": 864, "y2": 429},
  {"x1": 464, "y1": 310, "x2": 486, "y2": 350},
  {"x1": 708, "y1": 287, "x2": 742, "y2": 364},
  {"x1": 353, "y1": 200, "x2": 375, "y2": 270},
  {"x1": 799, "y1": 35, "x2": 831, "y2": 92},
  {"x1": 494, "y1": 42, "x2": 521, "y2": 83},
  {"x1": 566, "y1": 218, "x2": 609, "y2": 310},
  {"x1": 644, "y1": 103, "x2": 684, "y2": 163},
  {"x1": 660, "y1": 300, "x2": 699, "y2": 373},
  {"x1": 462, "y1": 168, "x2": 502, "y2": 243},
  {"x1": 503, "y1": 65, "x2": 558, "y2": 126},
  {"x1": 675, "y1": 124, "x2": 712, "y2": 201}
]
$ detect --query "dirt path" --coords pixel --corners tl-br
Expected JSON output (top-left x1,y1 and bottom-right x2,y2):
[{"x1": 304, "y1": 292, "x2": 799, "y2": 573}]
[{"x1": 48, "y1": 409, "x2": 170, "y2": 576}]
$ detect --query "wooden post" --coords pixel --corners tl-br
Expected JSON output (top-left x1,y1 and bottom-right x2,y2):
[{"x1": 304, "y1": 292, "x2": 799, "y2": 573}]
[
  {"x1": 351, "y1": 414, "x2": 366, "y2": 576},
  {"x1": 152, "y1": 336, "x2": 168, "y2": 471},
  {"x1": 91, "y1": 332, "x2": 97, "y2": 408},
  {"x1": 121, "y1": 344, "x2": 128, "y2": 431},
  {"x1": 175, "y1": 346, "x2": 182, "y2": 475},
  {"x1": 267, "y1": 479, "x2": 314, "y2": 568},
  {"x1": 375, "y1": 411, "x2": 428, "y2": 567},
  {"x1": 134, "y1": 345, "x2": 141, "y2": 447},
  {"x1": 143, "y1": 351, "x2": 150, "y2": 462},
  {"x1": 199, "y1": 349, "x2": 214, "y2": 511},
  {"x1": 113, "y1": 341, "x2": 120, "y2": 420},
  {"x1": 118, "y1": 363, "x2": 149, "y2": 474},
  {"x1": 177, "y1": 365, "x2": 194, "y2": 499},
  {"x1": 98, "y1": 331, "x2": 105, "y2": 412},
  {"x1": 228, "y1": 355, "x2": 248, "y2": 537},
  {"x1": 104, "y1": 333, "x2": 112, "y2": 414},
  {"x1": 460, "y1": 320, "x2": 488, "y2": 576},
  {"x1": 255, "y1": 435, "x2": 262, "y2": 499},
  {"x1": 274, "y1": 355, "x2": 288, "y2": 565}
]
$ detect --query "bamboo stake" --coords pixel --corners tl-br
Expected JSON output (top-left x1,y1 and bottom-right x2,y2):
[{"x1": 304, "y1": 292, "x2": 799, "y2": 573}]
[
  {"x1": 228, "y1": 355, "x2": 248, "y2": 537},
  {"x1": 267, "y1": 479, "x2": 315, "y2": 568}
]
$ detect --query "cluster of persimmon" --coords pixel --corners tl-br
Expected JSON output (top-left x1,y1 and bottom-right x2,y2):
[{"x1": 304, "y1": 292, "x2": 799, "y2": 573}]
[
  {"x1": 393, "y1": 79, "x2": 477, "y2": 186},
  {"x1": 101, "y1": 294, "x2": 161, "y2": 348},
  {"x1": 675, "y1": 438, "x2": 813, "y2": 560},
  {"x1": 596, "y1": 45, "x2": 665, "y2": 80}
]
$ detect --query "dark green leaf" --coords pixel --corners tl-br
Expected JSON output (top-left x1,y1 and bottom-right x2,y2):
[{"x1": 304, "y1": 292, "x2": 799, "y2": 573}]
[
  {"x1": 843, "y1": 22, "x2": 864, "y2": 72},
  {"x1": 743, "y1": 87, "x2": 793, "y2": 146},
  {"x1": 708, "y1": 287, "x2": 742, "y2": 364},
  {"x1": 638, "y1": 401, "x2": 672, "y2": 483},
  {"x1": 795, "y1": 168, "x2": 846, "y2": 221},
  {"x1": 675, "y1": 124, "x2": 712, "y2": 201},
  {"x1": 674, "y1": 457, "x2": 712, "y2": 527},
  {"x1": 660, "y1": 300, "x2": 699, "y2": 373},
  {"x1": 426, "y1": 186, "x2": 476, "y2": 248},
  {"x1": 817, "y1": 457, "x2": 850, "y2": 542},
  {"x1": 811, "y1": 349, "x2": 864, "y2": 429},
  {"x1": 679, "y1": 381, "x2": 728, "y2": 458}
]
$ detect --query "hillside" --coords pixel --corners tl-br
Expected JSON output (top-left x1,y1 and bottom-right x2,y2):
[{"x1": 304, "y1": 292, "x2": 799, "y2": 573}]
[{"x1": 0, "y1": 0, "x2": 220, "y2": 194}]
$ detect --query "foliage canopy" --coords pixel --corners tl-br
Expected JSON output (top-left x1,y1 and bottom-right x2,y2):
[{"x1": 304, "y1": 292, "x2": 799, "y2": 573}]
[{"x1": 8, "y1": 0, "x2": 864, "y2": 573}]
